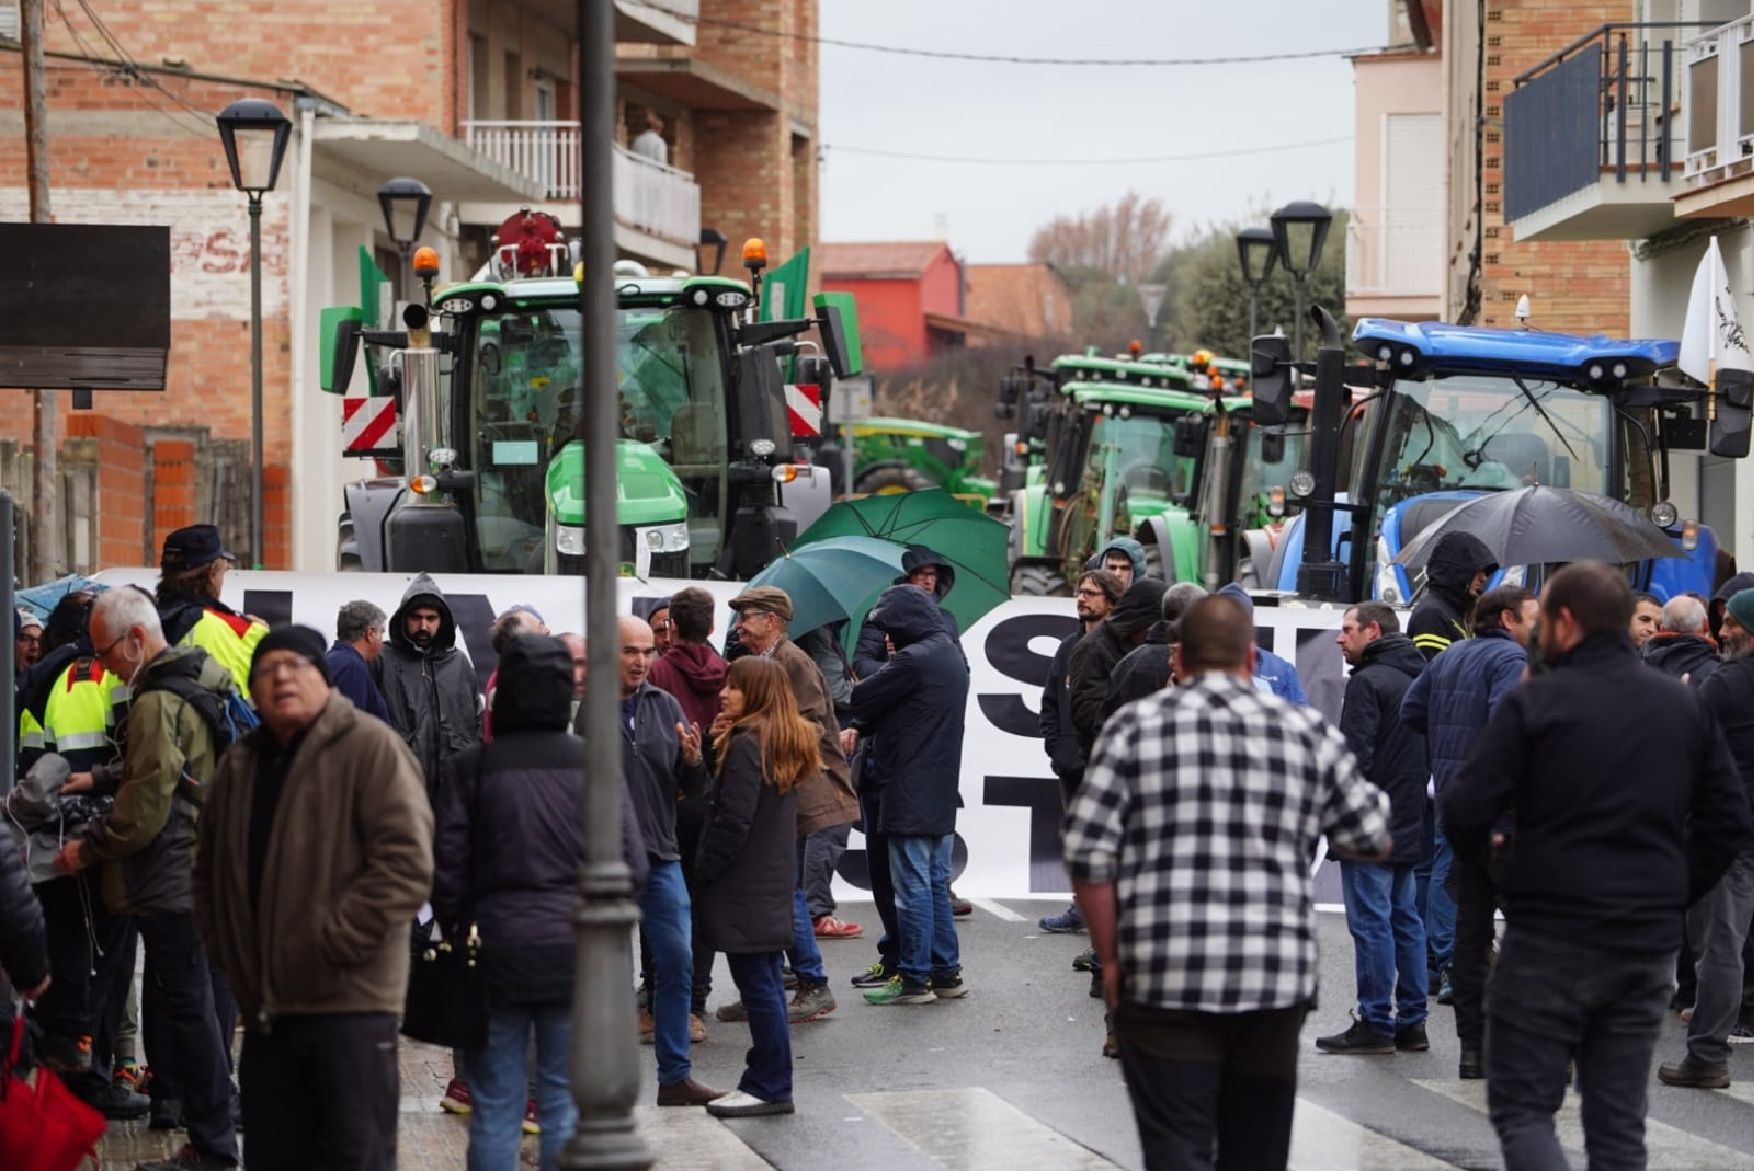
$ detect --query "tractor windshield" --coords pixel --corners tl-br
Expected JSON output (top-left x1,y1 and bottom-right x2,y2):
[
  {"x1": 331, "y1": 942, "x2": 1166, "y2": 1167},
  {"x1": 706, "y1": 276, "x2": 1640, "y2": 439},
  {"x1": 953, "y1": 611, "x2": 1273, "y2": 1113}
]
[
  {"x1": 465, "y1": 302, "x2": 729, "y2": 571},
  {"x1": 1356, "y1": 374, "x2": 1618, "y2": 509},
  {"x1": 1088, "y1": 413, "x2": 1198, "y2": 506}
]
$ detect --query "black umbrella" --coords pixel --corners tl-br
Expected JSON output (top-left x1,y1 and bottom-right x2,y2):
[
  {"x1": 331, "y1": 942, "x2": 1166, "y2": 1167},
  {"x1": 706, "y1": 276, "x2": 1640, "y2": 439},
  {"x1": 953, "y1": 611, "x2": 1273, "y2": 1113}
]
[{"x1": 1394, "y1": 485, "x2": 1682, "y2": 573}]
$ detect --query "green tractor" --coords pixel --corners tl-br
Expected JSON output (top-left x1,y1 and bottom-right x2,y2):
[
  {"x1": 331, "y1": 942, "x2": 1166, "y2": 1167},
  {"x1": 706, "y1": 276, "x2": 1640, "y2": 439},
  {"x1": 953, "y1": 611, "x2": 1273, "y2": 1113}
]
[
  {"x1": 847, "y1": 418, "x2": 996, "y2": 509},
  {"x1": 320, "y1": 212, "x2": 859, "y2": 580}
]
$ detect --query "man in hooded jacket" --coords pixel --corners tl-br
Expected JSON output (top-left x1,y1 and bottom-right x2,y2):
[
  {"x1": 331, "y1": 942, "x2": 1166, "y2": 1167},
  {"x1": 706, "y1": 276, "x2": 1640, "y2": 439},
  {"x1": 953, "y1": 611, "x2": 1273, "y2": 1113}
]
[
  {"x1": 1086, "y1": 537, "x2": 1146, "y2": 588},
  {"x1": 1408, "y1": 533, "x2": 1498, "y2": 660},
  {"x1": 379, "y1": 574, "x2": 482, "y2": 794},
  {"x1": 1318, "y1": 601, "x2": 1430, "y2": 1056},
  {"x1": 1068, "y1": 578, "x2": 1170, "y2": 757},
  {"x1": 851, "y1": 584, "x2": 971, "y2": 1005}
]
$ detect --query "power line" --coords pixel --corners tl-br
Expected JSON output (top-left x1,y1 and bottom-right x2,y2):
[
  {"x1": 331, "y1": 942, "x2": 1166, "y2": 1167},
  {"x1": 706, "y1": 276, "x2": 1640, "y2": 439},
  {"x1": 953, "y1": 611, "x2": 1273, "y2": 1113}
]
[
  {"x1": 62, "y1": 0, "x2": 212, "y2": 135},
  {"x1": 621, "y1": 0, "x2": 1412, "y2": 67},
  {"x1": 822, "y1": 135, "x2": 1354, "y2": 167}
]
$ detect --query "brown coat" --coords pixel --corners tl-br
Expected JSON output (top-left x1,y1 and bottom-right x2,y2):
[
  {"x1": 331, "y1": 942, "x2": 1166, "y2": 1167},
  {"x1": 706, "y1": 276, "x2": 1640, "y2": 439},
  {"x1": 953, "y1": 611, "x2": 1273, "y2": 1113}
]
[
  {"x1": 195, "y1": 691, "x2": 434, "y2": 1029},
  {"x1": 770, "y1": 637, "x2": 859, "y2": 838}
]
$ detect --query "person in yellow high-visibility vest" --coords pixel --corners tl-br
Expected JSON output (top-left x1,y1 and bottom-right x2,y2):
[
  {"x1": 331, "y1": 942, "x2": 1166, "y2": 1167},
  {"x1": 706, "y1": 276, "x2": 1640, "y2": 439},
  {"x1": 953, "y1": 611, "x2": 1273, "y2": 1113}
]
[{"x1": 155, "y1": 525, "x2": 266, "y2": 701}]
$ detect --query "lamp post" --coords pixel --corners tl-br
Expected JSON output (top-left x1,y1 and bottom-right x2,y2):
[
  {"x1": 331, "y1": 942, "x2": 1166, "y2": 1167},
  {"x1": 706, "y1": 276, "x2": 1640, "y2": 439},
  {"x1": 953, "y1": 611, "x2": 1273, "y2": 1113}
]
[
  {"x1": 1235, "y1": 226, "x2": 1280, "y2": 349},
  {"x1": 1270, "y1": 201, "x2": 1333, "y2": 362},
  {"x1": 216, "y1": 98, "x2": 292, "y2": 570},
  {"x1": 377, "y1": 177, "x2": 433, "y2": 296}
]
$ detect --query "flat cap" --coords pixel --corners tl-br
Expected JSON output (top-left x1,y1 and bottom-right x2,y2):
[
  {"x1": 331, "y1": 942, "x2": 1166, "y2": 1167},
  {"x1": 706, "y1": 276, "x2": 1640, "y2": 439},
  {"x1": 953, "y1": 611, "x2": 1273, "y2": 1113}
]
[{"x1": 727, "y1": 585, "x2": 793, "y2": 622}]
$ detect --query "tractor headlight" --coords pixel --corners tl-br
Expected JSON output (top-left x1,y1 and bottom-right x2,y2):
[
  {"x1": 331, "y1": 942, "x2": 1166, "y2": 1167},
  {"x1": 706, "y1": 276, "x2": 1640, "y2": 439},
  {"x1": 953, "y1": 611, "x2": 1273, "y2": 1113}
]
[
  {"x1": 640, "y1": 522, "x2": 690, "y2": 553},
  {"x1": 555, "y1": 525, "x2": 586, "y2": 556},
  {"x1": 1289, "y1": 470, "x2": 1317, "y2": 498},
  {"x1": 750, "y1": 438, "x2": 776, "y2": 458},
  {"x1": 1650, "y1": 500, "x2": 1680, "y2": 529}
]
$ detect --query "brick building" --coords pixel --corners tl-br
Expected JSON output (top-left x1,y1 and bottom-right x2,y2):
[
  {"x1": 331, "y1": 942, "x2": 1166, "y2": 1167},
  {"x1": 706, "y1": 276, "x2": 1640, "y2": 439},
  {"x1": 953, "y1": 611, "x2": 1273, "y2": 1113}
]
[{"x1": 0, "y1": 0, "x2": 819, "y2": 572}]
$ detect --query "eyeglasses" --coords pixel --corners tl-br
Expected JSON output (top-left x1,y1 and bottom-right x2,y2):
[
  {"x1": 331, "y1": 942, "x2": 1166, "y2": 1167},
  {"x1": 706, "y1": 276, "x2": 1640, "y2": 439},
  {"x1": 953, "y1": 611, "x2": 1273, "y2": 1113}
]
[
  {"x1": 651, "y1": 619, "x2": 673, "y2": 631},
  {"x1": 93, "y1": 631, "x2": 130, "y2": 658},
  {"x1": 1075, "y1": 588, "x2": 1107, "y2": 599}
]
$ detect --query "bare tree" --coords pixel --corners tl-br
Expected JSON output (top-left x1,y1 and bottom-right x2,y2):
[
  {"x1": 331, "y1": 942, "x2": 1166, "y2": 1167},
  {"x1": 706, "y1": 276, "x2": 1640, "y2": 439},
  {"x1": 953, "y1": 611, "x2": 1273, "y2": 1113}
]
[{"x1": 1027, "y1": 192, "x2": 1173, "y2": 284}]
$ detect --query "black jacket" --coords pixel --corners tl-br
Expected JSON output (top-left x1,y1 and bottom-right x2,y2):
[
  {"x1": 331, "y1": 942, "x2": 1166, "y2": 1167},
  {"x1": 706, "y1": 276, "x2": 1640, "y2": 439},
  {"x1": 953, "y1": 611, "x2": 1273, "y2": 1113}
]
[
  {"x1": 1340, "y1": 634, "x2": 1429, "y2": 863},
  {"x1": 1408, "y1": 532, "x2": 1496, "y2": 660},
  {"x1": 851, "y1": 585, "x2": 970, "y2": 837},
  {"x1": 380, "y1": 574, "x2": 481, "y2": 788},
  {"x1": 1040, "y1": 630, "x2": 1087, "y2": 780},
  {"x1": 1443, "y1": 633, "x2": 1753, "y2": 953},
  {"x1": 1700, "y1": 654, "x2": 1754, "y2": 821},
  {"x1": 0, "y1": 825, "x2": 48, "y2": 1005},
  {"x1": 853, "y1": 546, "x2": 960, "y2": 680},
  {"x1": 1102, "y1": 620, "x2": 1173, "y2": 723},
  {"x1": 616, "y1": 682, "x2": 710, "y2": 862},
  {"x1": 432, "y1": 637, "x2": 646, "y2": 1006},
  {"x1": 1069, "y1": 579, "x2": 1168, "y2": 753},
  {"x1": 694, "y1": 728, "x2": 797, "y2": 954},
  {"x1": 1641, "y1": 632, "x2": 1721, "y2": 687},
  {"x1": 1712, "y1": 572, "x2": 1754, "y2": 640}
]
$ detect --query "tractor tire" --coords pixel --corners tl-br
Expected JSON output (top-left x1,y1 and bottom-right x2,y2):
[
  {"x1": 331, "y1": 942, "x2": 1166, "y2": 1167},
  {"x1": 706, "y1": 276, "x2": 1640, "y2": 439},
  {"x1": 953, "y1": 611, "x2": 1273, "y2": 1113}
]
[
  {"x1": 1011, "y1": 563, "x2": 1069, "y2": 596},
  {"x1": 337, "y1": 513, "x2": 363, "y2": 572},
  {"x1": 856, "y1": 466, "x2": 935, "y2": 495}
]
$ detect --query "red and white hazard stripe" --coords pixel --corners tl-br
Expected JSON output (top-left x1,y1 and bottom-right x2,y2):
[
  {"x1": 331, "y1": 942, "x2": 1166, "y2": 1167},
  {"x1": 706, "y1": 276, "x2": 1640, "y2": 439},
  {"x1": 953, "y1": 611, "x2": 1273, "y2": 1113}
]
[
  {"x1": 786, "y1": 383, "x2": 822, "y2": 438},
  {"x1": 341, "y1": 396, "x2": 400, "y2": 455}
]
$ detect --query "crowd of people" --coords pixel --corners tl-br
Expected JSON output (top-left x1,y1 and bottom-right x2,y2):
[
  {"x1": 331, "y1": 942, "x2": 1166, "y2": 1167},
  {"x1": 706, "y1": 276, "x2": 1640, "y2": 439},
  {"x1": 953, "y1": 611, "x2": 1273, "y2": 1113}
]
[{"x1": 0, "y1": 525, "x2": 978, "y2": 1171}]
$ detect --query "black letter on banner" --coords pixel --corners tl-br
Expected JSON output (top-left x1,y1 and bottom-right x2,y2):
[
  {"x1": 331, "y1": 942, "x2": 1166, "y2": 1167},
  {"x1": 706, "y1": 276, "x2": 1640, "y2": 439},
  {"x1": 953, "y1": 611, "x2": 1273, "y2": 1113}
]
[
  {"x1": 241, "y1": 591, "x2": 293, "y2": 628},
  {"x1": 977, "y1": 613, "x2": 1079, "y2": 739},
  {"x1": 982, "y1": 775, "x2": 1068, "y2": 892}
]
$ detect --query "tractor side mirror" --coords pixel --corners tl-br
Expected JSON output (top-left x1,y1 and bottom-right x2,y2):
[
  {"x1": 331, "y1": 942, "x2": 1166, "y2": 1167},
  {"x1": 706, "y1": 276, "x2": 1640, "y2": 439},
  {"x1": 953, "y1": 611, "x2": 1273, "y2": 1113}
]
[
  {"x1": 1260, "y1": 429, "x2": 1286, "y2": 465},
  {"x1": 1249, "y1": 333, "x2": 1294, "y2": 427},
  {"x1": 812, "y1": 292, "x2": 861, "y2": 379},
  {"x1": 1173, "y1": 416, "x2": 1206, "y2": 459},
  {"x1": 324, "y1": 316, "x2": 363, "y2": 393},
  {"x1": 1711, "y1": 372, "x2": 1754, "y2": 458}
]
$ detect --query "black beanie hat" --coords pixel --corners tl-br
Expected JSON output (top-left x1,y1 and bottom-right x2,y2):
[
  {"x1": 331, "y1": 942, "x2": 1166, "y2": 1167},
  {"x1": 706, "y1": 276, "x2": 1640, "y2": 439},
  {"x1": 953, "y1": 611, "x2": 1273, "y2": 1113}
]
[{"x1": 251, "y1": 624, "x2": 330, "y2": 683}]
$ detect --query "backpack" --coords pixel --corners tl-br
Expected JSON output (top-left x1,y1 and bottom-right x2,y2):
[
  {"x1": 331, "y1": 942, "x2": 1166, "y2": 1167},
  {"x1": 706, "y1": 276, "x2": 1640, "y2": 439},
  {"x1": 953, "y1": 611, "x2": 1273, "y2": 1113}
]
[{"x1": 138, "y1": 671, "x2": 261, "y2": 756}]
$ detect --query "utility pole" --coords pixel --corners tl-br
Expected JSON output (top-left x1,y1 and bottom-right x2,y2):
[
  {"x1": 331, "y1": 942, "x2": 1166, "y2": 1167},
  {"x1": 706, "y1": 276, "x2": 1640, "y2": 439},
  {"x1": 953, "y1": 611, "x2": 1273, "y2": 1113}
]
[{"x1": 22, "y1": 0, "x2": 59, "y2": 583}]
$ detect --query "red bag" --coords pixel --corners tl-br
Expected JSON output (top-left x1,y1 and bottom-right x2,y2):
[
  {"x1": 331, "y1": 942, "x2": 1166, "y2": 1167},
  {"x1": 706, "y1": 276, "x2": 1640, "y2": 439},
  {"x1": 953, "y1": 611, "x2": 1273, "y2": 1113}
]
[{"x1": 0, "y1": 1010, "x2": 106, "y2": 1171}]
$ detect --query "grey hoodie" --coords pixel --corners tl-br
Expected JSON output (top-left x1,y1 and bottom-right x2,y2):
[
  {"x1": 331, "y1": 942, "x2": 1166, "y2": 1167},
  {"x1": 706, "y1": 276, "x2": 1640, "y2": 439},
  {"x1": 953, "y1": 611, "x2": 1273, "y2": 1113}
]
[{"x1": 380, "y1": 574, "x2": 481, "y2": 788}]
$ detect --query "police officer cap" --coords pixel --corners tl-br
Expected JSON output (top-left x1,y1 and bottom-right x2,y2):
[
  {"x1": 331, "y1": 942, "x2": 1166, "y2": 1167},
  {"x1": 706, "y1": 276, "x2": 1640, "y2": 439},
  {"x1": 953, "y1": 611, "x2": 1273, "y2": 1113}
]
[{"x1": 161, "y1": 524, "x2": 238, "y2": 572}]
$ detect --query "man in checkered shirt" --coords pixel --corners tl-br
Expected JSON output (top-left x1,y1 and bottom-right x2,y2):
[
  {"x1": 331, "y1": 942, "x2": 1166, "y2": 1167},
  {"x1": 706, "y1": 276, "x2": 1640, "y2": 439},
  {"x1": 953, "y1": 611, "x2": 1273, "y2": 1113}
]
[{"x1": 1065, "y1": 594, "x2": 1390, "y2": 1170}]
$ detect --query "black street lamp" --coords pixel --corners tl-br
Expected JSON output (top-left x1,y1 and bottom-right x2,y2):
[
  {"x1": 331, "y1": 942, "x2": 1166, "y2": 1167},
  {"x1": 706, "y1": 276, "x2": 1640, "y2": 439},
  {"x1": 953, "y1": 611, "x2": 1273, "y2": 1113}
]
[
  {"x1": 378, "y1": 176, "x2": 433, "y2": 292},
  {"x1": 1270, "y1": 201, "x2": 1333, "y2": 362},
  {"x1": 1235, "y1": 226, "x2": 1280, "y2": 347},
  {"x1": 216, "y1": 98, "x2": 292, "y2": 570}
]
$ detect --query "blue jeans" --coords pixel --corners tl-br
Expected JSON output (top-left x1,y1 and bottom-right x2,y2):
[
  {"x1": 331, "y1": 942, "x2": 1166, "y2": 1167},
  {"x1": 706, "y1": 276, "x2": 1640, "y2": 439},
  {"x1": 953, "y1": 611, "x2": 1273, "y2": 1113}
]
[
  {"x1": 787, "y1": 841, "x2": 826, "y2": 983},
  {"x1": 1426, "y1": 806, "x2": 1457, "y2": 968},
  {"x1": 467, "y1": 1003, "x2": 574, "y2": 1171},
  {"x1": 637, "y1": 859, "x2": 693, "y2": 1086},
  {"x1": 1340, "y1": 860, "x2": 1428, "y2": 1035},
  {"x1": 1487, "y1": 928, "x2": 1672, "y2": 1171},
  {"x1": 725, "y1": 952, "x2": 792, "y2": 1103},
  {"x1": 888, "y1": 835, "x2": 959, "y2": 986}
]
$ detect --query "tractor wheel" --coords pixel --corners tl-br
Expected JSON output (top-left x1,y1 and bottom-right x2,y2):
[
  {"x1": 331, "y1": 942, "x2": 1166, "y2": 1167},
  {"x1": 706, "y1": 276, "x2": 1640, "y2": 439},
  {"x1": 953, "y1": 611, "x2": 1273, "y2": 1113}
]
[
  {"x1": 1011, "y1": 563, "x2": 1069, "y2": 596},
  {"x1": 337, "y1": 513, "x2": 363, "y2": 572},
  {"x1": 856, "y1": 466, "x2": 935, "y2": 495}
]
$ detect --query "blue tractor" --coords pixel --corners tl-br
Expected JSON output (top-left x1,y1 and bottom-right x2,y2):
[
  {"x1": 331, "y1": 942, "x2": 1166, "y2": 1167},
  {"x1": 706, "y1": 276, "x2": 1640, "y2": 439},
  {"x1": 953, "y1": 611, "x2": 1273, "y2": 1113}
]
[{"x1": 1254, "y1": 316, "x2": 1740, "y2": 604}]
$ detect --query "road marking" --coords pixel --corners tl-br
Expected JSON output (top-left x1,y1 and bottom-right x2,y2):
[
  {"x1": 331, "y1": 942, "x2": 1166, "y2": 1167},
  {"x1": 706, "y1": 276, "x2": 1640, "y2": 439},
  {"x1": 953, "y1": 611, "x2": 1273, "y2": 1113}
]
[
  {"x1": 1291, "y1": 1100, "x2": 1464, "y2": 1170},
  {"x1": 968, "y1": 897, "x2": 1027, "y2": 922},
  {"x1": 1416, "y1": 1078, "x2": 1754, "y2": 1169},
  {"x1": 847, "y1": 1087, "x2": 1120, "y2": 1169}
]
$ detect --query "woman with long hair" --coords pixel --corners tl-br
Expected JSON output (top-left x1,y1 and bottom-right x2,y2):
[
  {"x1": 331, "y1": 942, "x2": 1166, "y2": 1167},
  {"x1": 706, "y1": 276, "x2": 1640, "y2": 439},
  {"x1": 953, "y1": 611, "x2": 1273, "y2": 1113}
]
[{"x1": 695, "y1": 656, "x2": 821, "y2": 1118}]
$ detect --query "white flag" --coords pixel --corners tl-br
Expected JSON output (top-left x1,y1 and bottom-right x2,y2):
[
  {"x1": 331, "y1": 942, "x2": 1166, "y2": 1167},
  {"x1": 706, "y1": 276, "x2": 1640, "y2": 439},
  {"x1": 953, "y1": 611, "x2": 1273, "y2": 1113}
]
[{"x1": 1679, "y1": 236, "x2": 1754, "y2": 383}]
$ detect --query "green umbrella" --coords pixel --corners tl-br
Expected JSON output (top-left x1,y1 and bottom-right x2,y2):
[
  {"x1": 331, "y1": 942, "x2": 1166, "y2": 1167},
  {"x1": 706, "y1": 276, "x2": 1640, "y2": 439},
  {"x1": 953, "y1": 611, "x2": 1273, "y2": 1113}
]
[
  {"x1": 746, "y1": 536, "x2": 909, "y2": 639},
  {"x1": 794, "y1": 489, "x2": 1012, "y2": 636}
]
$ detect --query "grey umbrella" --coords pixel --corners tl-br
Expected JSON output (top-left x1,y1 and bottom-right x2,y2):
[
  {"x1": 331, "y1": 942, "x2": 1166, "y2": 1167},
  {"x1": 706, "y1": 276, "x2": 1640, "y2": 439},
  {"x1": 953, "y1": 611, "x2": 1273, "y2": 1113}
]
[{"x1": 1393, "y1": 485, "x2": 1682, "y2": 573}]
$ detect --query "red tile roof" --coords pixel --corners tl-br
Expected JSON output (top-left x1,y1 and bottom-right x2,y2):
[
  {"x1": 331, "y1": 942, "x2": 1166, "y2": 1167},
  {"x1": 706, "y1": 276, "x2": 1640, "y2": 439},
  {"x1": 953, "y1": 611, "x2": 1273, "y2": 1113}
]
[
  {"x1": 964, "y1": 263, "x2": 1074, "y2": 340},
  {"x1": 817, "y1": 240, "x2": 952, "y2": 279}
]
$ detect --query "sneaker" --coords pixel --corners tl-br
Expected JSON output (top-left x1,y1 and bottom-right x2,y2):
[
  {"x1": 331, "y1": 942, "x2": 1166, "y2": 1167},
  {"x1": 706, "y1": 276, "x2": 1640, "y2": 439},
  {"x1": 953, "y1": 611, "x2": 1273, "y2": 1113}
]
[
  {"x1": 1436, "y1": 969, "x2": 1455, "y2": 1006},
  {"x1": 864, "y1": 975, "x2": 934, "y2": 1006},
  {"x1": 706, "y1": 1089, "x2": 794, "y2": 1118},
  {"x1": 950, "y1": 889, "x2": 973, "y2": 917},
  {"x1": 813, "y1": 915, "x2": 863, "y2": 939},
  {"x1": 716, "y1": 1000, "x2": 749, "y2": 1023},
  {"x1": 1658, "y1": 1055, "x2": 1731, "y2": 1088},
  {"x1": 850, "y1": 961, "x2": 896, "y2": 989},
  {"x1": 783, "y1": 967, "x2": 798, "y2": 990},
  {"x1": 440, "y1": 1077, "x2": 473, "y2": 1115},
  {"x1": 790, "y1": 982, "x2": 838, "y2": 1021},
  {"x1": 1101, "y1": 1032, "x2": 1119, "y2": 1059},
  {"x1": 1315, "y1": 1017, "x2": 1395, "y2": 1056},
  {"x1": 1038, "y1": 905, "x2": 1085, "y2": 934},
  {"x1": 72, "y1": 1078, "x2": 149, "y2": 1121},
  {"x1": 638, "y1": 1005, "x2": 655, "y2": 1044},
  {"x1": 116, "y1": 1060, "x2": 144, "y2": 1091},
  {"x1": 690, "y1": 1013, "x2": 708, "y2": 1043},
  {"x1": 148, "y1": 1096, "x2": 184, "y2": 1130},
  {"x1": 1680, "y1": 1005, "x2": 1695, "y2": 1024},
  {"x1": 132, "y1": 1144, "x2": 236, "y2": 1170},
  {"x1": 1459, "y1": 1047, "x2": 1484, "y2": 1080},
  {"x1": 932, "y1": 974, "x2": 969, "y2": 1000},
  {"x1": 1072, "y1": 948, "x2": 1096, "y2": 972},
  {"x1": 1730, "y1": 1024, "x2": 1754, "y2": 1044},
  {"x1": 1395, "y1": 1022, "x2": 1430, "y2": 1052},
  {"x1": 523, "y1": 1098, "x2": 540, "y2": 1136}
]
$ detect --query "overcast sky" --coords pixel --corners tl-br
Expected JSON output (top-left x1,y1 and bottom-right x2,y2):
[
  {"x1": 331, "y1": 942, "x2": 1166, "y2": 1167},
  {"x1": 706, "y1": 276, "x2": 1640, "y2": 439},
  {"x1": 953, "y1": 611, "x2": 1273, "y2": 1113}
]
[{"x1": 818, "y1": 1, "x2": 1386, "y2": 263}]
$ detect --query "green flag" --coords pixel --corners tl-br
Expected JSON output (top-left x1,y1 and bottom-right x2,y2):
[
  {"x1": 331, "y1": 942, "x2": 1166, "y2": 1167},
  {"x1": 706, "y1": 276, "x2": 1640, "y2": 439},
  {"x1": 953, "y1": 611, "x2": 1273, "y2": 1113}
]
[
  {"x1": 759, "y1": 246, "x2": 810, "y2": 322},
  {"x1": 357, "y1": 247, "x2": 392, "y2": 396}
]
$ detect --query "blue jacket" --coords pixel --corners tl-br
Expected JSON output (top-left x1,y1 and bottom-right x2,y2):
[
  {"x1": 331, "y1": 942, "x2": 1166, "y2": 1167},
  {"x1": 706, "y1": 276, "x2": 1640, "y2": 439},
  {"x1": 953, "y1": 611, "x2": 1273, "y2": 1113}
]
[
  {"x1": 1256, "y1": 647, "x2": 1307, "y2": 705},
  {"x1": 327, "y1": 641, "x2": 392, "y2": 725},
  {"x1": 1400, "y1": 628, "x2": 1525, "y2": 792}
]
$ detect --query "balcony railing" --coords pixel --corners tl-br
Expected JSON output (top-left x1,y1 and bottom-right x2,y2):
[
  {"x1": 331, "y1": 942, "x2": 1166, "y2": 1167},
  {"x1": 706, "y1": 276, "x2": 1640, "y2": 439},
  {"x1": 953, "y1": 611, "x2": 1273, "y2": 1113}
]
[
  {"x1": 1505, "y1": 23, "x2": 1705, "y2": 223},
  {"x1": 1346, "y1": 206, "x2": 1443, "y2": 298},
  {"x1": 461, "y1": 121, "x2": 701, "y2": 246},
  {"x1": 1684, "y1": 14, "x2": 1754, "y2": 184}
]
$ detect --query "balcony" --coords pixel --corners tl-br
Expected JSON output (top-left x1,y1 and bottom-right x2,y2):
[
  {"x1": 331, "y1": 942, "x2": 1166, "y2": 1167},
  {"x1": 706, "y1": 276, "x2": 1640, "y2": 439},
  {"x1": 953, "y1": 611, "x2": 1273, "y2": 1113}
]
[
  {"x1": 460, "y1": 121, "x2": 701, "y2": 248},
  {"x1": 1346, "y1": 205, "x2": 1443, "y2": 318},
  {"x1": 1503, "y1": 24, "x2": 1703, "y2": 242},
  {"x1": 1676, "y1": 14, "x2": 1754, "y2": 219}
]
